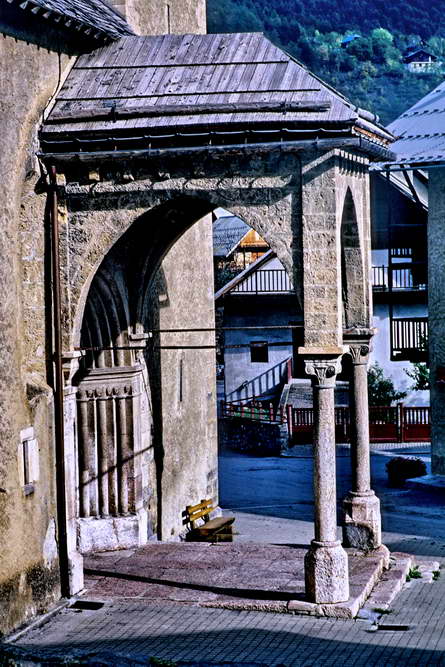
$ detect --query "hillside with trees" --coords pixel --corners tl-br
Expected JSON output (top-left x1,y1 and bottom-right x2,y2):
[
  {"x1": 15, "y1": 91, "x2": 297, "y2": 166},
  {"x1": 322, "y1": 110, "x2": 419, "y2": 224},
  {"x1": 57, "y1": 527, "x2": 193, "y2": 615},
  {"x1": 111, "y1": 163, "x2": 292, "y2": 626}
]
[{"x1": 207, "y1": 0, "x2": 445, "y2": 124}]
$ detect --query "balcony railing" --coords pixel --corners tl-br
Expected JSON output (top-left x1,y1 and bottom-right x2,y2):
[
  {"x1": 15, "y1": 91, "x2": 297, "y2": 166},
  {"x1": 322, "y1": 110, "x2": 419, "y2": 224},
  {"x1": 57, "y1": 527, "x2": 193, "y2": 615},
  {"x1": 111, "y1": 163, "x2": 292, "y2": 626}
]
[
  {"x1": 391, "y1": 317, "x2": 428, "y2": 361},
  {"x1": 372, "y1": 263, "x2": 427, "y2": 291},
  {"x1": 232, "y1": 269, "x2": 292, "y2": 293}
]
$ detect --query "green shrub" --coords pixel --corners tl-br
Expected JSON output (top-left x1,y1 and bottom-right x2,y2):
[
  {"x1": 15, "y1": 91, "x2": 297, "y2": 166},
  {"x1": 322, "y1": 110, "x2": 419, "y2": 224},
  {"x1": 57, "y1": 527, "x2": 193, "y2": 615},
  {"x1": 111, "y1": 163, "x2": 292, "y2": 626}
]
[{"x1": 386, "y1": 457, "x2": 427, "y2": 487}]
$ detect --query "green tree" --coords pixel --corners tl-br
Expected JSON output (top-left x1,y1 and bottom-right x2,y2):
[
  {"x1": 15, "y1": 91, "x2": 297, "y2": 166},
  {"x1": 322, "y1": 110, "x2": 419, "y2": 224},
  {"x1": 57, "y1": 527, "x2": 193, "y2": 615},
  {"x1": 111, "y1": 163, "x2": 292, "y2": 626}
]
[
  {"x1": 405, "y1": 363, "x2": 430, "y2": 391},
  {"x1": 368, "y1": 362, "x2": 407, "y2": 406}
]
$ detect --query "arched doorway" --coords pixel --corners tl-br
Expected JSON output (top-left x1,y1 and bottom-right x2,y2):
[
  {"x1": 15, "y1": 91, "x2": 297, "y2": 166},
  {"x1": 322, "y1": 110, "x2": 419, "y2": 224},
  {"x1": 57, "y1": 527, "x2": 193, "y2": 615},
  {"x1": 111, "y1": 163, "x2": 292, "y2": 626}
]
[{"x1": 72, "y1": 197, "x2": 295, "y2": 552}]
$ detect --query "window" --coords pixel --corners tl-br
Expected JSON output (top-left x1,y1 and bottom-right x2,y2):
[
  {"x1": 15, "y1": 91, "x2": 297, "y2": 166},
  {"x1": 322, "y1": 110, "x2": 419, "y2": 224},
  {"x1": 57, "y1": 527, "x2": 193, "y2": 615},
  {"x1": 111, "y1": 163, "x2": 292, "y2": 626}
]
[
  {"x1": 250, "y1": 341, "x2": 269, "y2": 363},
  {"x1": 18, "y1": 427, "x2": 39, "y2": 495}
]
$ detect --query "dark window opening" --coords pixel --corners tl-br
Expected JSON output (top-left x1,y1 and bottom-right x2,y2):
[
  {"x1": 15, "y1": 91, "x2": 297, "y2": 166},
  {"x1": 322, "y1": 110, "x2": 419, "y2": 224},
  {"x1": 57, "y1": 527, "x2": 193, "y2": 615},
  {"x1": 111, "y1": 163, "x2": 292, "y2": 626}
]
[{"x1": 250, "y1": 341, "x2": 269, "y2": 363}]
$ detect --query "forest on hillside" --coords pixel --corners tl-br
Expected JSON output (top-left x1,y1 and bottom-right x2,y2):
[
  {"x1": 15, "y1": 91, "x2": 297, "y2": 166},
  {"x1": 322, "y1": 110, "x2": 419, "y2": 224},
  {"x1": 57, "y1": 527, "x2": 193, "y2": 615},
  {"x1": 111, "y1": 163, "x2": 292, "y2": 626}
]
[{"x1": 207, "y1": 0, "x2": 445, "y2": 124}]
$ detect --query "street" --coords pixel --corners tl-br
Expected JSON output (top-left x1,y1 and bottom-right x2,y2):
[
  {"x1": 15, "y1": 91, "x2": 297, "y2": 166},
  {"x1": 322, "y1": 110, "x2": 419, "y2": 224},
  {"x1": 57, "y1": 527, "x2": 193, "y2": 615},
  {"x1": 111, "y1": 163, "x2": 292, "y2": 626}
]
[{"x1": 219, "y1": 444, "x2": 445, "y2": 557}]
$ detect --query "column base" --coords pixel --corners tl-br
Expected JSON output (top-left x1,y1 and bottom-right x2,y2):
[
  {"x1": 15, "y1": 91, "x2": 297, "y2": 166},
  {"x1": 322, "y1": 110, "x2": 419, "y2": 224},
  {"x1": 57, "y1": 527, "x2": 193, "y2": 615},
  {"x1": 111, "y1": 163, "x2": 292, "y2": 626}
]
[
  {"x1": 305, "y1": 540, "x2": 349, "y2": 603},
  {"x1": 342, "y1": 491, "x2": 382, "y2": 551}
]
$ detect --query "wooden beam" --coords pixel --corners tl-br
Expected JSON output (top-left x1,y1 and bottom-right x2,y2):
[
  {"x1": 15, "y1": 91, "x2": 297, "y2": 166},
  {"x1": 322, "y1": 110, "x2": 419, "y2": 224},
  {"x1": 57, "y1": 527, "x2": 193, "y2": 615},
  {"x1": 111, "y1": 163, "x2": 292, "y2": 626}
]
[{"x1": 48, "y1": 100, "x2": 332, "y2": 124}]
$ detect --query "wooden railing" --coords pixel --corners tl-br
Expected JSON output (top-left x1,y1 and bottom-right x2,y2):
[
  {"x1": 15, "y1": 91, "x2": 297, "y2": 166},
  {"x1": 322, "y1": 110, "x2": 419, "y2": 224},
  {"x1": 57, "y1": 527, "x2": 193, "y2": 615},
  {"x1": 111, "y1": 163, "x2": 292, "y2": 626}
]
[
  {"x1": 391, "y1": 317, "x2": 428, "y2": 361},
  {"x1": 372, "y1": 264, "x2": 427, "y2": 291},
  {"x1": 232, "y1": 269, "x2": 292, "y2": 293},
  {"x1": 372, "y1": 265, "x2": 388, "y2": 289}
]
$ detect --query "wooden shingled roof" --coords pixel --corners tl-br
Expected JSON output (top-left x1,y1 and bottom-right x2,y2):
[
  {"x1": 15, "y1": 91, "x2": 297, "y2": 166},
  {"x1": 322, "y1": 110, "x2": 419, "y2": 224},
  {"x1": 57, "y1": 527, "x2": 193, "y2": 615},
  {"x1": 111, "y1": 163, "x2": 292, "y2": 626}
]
[
  {"x1": 6, "y1": 0, "x2": 133, "y2": 40},
  {"x1": 40, "y1": 32, "x2": 394, "y2": 156}
]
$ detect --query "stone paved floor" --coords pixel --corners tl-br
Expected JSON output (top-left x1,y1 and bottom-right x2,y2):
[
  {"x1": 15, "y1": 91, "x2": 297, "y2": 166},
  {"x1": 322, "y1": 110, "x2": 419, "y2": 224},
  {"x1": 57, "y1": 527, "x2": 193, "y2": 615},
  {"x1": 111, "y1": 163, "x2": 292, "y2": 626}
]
[
  {"x1": 3, "y1": 537, "x2": 445, "y2": 666},
  {"x1": 79, "y1": 542, "x2": 387, "y2": 614}
]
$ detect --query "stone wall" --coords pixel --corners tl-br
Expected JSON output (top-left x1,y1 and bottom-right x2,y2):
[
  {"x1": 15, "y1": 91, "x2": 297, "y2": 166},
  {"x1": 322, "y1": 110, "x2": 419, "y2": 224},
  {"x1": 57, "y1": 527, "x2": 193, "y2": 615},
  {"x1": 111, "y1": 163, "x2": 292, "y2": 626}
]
[
  {"x1": 0, "y1": 31, "x2": 74, "y2": 636},
  {"x1": 108, "y1": 0, "x2": 206, "y2": 35},
  {"x1": 219, "y1": 417, "x2": 286, "y2": 455},
  {"x1": 301, "y1": 150, "x2": 371, "y2": 350},
  {"x1": 151, "y1": 215, "x2": 218, "y2": 539}
]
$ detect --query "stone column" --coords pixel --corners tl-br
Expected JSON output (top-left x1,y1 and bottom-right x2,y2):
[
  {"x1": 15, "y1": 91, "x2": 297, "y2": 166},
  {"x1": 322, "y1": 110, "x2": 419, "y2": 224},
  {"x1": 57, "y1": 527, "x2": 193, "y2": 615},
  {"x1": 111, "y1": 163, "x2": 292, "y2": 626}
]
[
  {"x1": 62, "y1": 352, "x2": 84, "y2": 595},
  {"x1": 304, "y1": 355, "x2": 349, "y2": 604},
  {"x1": 342, "y1": 337, "x2": 382, "y2": 551}
]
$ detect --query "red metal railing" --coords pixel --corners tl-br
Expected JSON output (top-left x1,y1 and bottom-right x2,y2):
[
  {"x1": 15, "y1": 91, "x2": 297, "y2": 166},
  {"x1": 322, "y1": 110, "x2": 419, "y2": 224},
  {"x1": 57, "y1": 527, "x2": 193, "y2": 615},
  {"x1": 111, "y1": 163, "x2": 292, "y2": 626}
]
[
  {"x1": 287, "y1": 404, "x2": 430, "y2": 444},
  {"x1": 221, "y1": 401, "x2": 431, "y2": 443}
]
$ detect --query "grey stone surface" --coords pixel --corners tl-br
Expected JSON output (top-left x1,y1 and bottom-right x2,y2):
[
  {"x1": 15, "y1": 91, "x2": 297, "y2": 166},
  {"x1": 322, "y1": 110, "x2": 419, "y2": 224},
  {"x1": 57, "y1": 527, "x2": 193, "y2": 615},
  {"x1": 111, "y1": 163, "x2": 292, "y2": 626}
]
[
  {"x1": 304, "y1": 541, "x2": 350, "y2": 604},
  {"x1": 4, "y1": 545, "x2": 445, "y2": 666},
  {"x1": 0, "y1": 0, "x2": 211, "y2": 638},
  {"x1": 343, "y1": 493, "x2": 382, "y2": 550},
  {"x1": 428, "y1": 167, "x2": 445, "y2": 475},
  {"x1": 108, "y1": 0, "x2": 206, "y2": 35},
  {"x1": 303, "y1": 356, "x2": 349, "y2": 602}
]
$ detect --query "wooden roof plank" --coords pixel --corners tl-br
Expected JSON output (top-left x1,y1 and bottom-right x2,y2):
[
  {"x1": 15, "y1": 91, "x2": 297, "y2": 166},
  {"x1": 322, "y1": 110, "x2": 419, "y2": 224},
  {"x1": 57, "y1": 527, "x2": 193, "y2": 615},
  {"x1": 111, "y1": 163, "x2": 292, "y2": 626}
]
[{"x1": 41, "y1": 32, "x2": 393, "y2": 151}]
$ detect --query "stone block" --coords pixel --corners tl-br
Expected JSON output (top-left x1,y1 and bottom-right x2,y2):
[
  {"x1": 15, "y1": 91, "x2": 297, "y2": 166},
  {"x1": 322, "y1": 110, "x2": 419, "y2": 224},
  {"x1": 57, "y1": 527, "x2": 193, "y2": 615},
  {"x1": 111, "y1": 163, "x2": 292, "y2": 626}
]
[
  {"x1": 343, "y1": 493, "x2": 382, "y2": 550},
  {"x1": 305, "y1": 542, "x2": 349, "y2": 604},
  {"x1": 77, "y1": 516, "x2": 148, "y2": 554}
]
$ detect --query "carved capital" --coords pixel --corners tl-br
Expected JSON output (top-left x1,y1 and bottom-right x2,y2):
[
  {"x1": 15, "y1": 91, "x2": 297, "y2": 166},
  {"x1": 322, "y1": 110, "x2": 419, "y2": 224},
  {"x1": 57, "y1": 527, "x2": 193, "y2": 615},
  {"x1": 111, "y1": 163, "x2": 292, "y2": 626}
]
[
  {"x1": 62, "y1": 351, "x2": 83, "y2": 387},
  {"x1": 349, "y1": 343, "x2": 370, "y2": 365},
  {"x1": 304, "y1": 356, "x2": 342, "y2": 388}
]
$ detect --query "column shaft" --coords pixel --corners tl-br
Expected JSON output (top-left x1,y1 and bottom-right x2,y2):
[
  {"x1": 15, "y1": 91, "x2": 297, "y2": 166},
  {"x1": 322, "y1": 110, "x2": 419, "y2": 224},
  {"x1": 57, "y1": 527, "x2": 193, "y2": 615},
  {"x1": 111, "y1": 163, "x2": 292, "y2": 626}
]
[
  {"x1": 351, "y1": 359, "x2": 371, "y2": 493},
  {"x1": 313, "y1": 382, "x2": 338, "y2": 543},
  {"x1": 303, "y1": 355, "x2": 349, "y2": 604},
  {"x1": 343, "y1": 339, "x2": 383, "y2": 551}
]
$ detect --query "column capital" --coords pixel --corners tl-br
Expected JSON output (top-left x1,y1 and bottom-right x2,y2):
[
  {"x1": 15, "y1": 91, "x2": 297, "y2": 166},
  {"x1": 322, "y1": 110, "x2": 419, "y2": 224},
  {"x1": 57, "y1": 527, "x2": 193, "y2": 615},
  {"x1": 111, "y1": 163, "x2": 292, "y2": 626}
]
[
  {"x1": 62, "y1": 350, "x2": 83, "y2": 386},
  {"x1": 348, "y1": 343, "x2": 371, "y2": 365},
  {"x1": 303, "y1": 355, "x2": 342, "y2": 388},
  {"x1": 343, "y1": 328, "x2": 375, "y2": 365}
]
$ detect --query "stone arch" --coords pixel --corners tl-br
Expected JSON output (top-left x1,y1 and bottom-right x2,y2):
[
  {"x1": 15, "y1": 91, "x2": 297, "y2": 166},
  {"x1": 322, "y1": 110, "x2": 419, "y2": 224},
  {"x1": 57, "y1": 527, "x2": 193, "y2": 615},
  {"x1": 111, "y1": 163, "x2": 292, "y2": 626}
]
[
  {"x1": 67, "y1": 188, "x2": 296, "y2": 351},
  {"x1": 340, "y1": 187, "x2": 367, "y2": 329},
  {"x1": 70, "y1": 190, "x2": 297, "y2": 545}
]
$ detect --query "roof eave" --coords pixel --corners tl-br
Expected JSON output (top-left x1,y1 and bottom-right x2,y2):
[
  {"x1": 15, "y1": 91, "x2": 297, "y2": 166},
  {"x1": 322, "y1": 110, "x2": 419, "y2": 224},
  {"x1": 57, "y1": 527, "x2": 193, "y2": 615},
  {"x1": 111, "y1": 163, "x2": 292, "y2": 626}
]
[
  {"x1": 371, "y1": 157, "x2": 445, "y2": 172},
  {"x1": 10, "y1": 0, "x2": 134, "y2": 41}
]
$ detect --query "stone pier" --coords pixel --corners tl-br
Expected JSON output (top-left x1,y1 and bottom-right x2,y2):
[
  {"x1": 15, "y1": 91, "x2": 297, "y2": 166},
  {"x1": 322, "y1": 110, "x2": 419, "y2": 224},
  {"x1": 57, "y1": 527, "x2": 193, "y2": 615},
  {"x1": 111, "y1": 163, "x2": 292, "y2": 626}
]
[{"x1": 429, "y1": 168, "x2": 445, "y2": 475}]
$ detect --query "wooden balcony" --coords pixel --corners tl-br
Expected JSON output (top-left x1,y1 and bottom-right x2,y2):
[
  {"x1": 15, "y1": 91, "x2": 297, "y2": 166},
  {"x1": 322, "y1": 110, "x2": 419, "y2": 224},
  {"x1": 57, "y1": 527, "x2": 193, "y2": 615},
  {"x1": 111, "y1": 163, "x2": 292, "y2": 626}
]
[
  {"x1": 391, "y1": 317, "x2": 428, "y2": 361},
  {"x1": 372, "y1": 263, "x2": 427, "y2": 292},
  {"x1": 232, "y1": 269, "x2": 293, "y2": 294}
]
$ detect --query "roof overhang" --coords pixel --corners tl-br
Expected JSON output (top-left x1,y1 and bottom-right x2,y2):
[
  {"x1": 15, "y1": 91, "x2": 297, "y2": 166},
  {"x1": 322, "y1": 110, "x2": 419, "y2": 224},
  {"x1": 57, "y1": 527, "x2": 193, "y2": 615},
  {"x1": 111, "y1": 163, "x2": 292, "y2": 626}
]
[{"x1": 39, "y1": 33, "x2": 394, "y2": 161}]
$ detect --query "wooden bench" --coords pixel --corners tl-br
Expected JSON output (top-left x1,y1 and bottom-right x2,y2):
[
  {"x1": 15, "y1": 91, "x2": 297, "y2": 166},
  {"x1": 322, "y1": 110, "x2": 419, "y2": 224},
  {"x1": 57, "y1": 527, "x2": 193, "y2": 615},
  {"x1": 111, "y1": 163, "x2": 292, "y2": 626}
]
[{"x1": 182, "y1": 499, "x2": 235, "y2": 542}]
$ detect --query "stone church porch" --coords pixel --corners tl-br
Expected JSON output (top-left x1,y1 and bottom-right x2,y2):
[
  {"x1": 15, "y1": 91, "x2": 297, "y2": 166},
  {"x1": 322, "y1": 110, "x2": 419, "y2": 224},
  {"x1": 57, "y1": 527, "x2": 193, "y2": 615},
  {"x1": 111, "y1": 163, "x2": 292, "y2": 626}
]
[{"x1": 81, "y1": 541, "x2": 408, "y2": 619}]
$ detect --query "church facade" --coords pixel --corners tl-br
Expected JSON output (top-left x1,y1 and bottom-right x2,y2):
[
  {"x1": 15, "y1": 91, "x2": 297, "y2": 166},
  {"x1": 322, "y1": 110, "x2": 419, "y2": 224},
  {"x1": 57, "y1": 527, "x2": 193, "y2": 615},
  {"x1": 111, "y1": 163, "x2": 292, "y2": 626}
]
[{"x1": 1, "y1": 0, "x2": 393, "y2": 635}]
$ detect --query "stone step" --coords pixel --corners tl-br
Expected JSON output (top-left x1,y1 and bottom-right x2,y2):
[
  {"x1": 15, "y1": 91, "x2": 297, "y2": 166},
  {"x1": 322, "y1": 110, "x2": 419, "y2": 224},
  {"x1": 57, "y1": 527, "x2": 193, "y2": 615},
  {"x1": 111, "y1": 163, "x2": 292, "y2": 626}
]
[{"x1": 360, "y1": 552, "x2": 413, "y2": 616}]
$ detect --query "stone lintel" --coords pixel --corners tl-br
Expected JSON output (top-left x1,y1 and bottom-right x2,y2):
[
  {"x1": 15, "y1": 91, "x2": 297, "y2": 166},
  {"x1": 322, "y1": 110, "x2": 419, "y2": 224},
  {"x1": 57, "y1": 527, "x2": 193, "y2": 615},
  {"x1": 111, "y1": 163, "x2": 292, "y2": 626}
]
[
  {"x1": 128, "y1": 332, "x2": 150, "y2": 344},
  {"x1": 62, "y1": 350, "x2": 83, "y2": 386},
  {"x1": 342, "y1": 327, "x2": 376, "y2": 344},
  {"x1": 298, "y1": 346, "x2": 347, "y2": 357}
]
